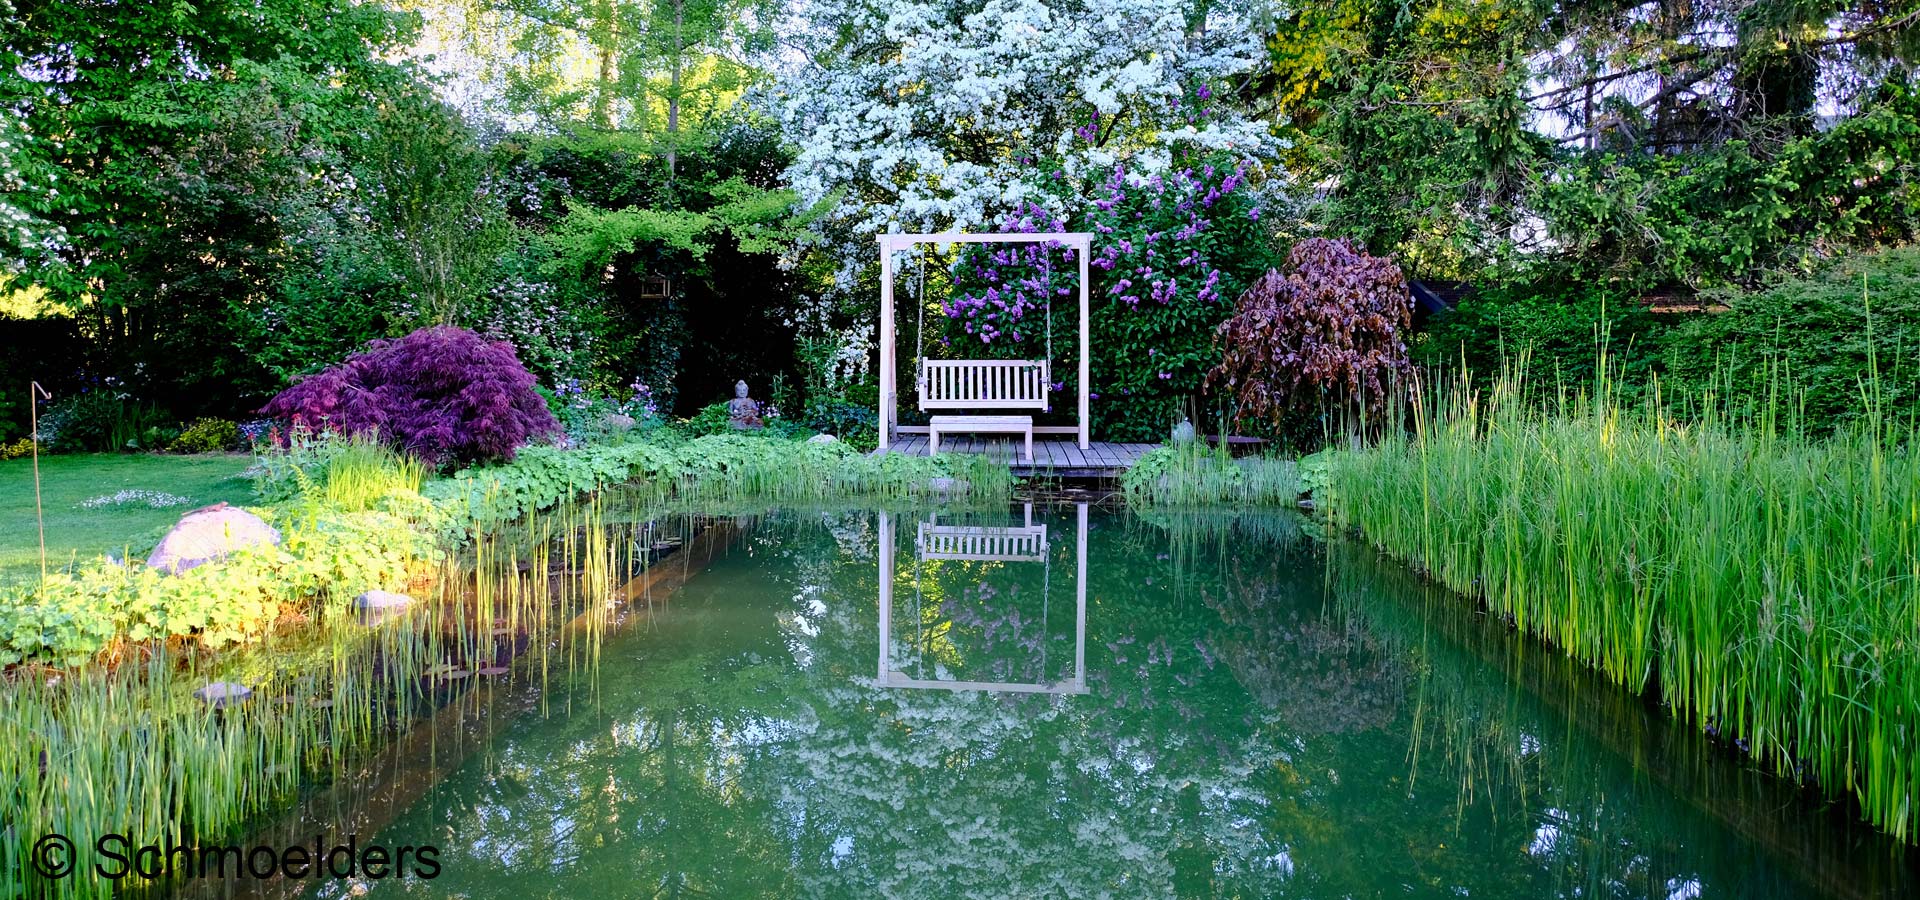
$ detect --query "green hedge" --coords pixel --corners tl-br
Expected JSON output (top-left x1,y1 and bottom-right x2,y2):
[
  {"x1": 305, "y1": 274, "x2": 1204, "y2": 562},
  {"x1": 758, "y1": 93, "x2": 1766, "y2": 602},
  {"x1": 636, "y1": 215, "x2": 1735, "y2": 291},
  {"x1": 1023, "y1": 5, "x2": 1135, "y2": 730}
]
[{"x1": 1661, "y1": 246, "x2": 1920, "y2": 432}]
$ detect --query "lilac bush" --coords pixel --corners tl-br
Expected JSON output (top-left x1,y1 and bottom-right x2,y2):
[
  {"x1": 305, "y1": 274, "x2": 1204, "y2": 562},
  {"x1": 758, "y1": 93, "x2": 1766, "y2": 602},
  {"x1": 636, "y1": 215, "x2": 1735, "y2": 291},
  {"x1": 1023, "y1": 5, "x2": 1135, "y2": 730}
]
[
  {"x1": 938, "y1": 137, "x2": 1276, "y2": 439},
  {"x1": 262, "y1": 326, "x2": 559, "y2": 466}
]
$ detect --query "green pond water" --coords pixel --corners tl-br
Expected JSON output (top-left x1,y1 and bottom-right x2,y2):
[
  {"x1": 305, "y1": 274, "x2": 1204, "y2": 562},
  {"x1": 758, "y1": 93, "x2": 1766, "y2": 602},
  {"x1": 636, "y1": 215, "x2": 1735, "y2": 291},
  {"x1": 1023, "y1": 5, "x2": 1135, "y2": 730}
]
[{"x1": 300, "y1": 504, "x2": 1913, "y2": 899}]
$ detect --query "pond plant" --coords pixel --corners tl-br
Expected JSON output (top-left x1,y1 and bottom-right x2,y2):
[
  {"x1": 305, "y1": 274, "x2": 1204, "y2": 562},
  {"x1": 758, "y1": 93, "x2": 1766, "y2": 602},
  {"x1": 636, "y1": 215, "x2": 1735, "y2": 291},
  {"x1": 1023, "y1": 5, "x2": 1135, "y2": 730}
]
[
  {"x1": 0, "y1": 415, "x2": 1012, "y2": 898},
  {"x1": 1318, "y1": 362, "x2": 1920, "y2": 842}
]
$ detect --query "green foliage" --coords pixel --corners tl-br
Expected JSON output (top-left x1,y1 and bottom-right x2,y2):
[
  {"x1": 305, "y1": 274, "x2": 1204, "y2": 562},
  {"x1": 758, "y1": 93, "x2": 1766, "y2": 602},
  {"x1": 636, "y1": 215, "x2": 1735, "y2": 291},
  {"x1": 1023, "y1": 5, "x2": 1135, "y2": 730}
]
[
  {"x1": 1121, "y1": 444, "x2": 1301, "y2": 506},
  {"x1": 0, "y1": 507, "x2": 435, "y2": 666},
  {"x1": 33, "y1": 390, "x2": 172, "y2": 453},
  {"x1": 448, "y1": 0, "x2": 777, "y2": 133},
  {"x1": 1265, "y1": 1, "x2": 1920, "y2": 286},
  {"x1": 1296, "y1": 448, "x2": 1335, "y2": 500},
  {"x1": 1661, "y1": 247, "x2": 1920, "y2": 433},
  {"x1": 681, "y1": 402, "x2": 735, "y2": 436},
  {"x1": 1533, "y1": 85, "x2": 1920, "y2": 287},
  {"x1": 428, "y1": 432, "x2": 1014, "y2": 536},
  {"x1": 1322, "y1": 367, "x2": 1920, "y2": 843},
  {"x1": 250, "y1": 431, "x2": 427, "y2": 512},
  {"x1": 356, "y1": 94, "x2": 512, "y2": 324},
  {"x1": 1080, "y1": 164, "x2": 1280, "y2": 441},
  {"x1": 501, "y1": 120, "x2": 822, "y2": 409},
  {"x1": 168, "y1": 417, "x2": 241, "y2": 453},
  {"x1": 1415, "y1": 278, "x2": 1669, "y2": 406},
  {"x1": 1423, "y1": 247, "x2": 1920, "y2": 427},
  {"x1": 6, "y1": 0, "x2": 426, "y2": 414}
]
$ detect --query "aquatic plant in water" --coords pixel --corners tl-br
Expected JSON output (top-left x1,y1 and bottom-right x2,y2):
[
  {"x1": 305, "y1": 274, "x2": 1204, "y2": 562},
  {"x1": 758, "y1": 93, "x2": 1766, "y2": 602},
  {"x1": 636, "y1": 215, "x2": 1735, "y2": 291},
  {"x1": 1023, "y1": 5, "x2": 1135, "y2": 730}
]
[
  {"x1": 1321, "y1": 363, "x2": 1920, "y2": 842},
  {"x1": 1, "y1": 496, "x2": 629, "y2": 900},
  {"x1": 1120, "y1": 443, "x2": 1300, "y2": 506}
]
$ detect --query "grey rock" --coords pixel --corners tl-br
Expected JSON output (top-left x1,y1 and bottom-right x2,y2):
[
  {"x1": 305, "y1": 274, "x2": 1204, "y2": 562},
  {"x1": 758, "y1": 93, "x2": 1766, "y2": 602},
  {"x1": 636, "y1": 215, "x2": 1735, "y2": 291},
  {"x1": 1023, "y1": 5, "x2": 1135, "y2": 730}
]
[
  {"x1": 806, "y1": 433, "x2": 838, "y2": 445},
  {"x1": 146, "y1": 503, "x2": 281, "y2": 574},
  {"x1": 194, "y1": 682, "x2": 253, "y2": 708},
  {"x1": 353, "y1": 590, "x2": 415, "y2": 624}
]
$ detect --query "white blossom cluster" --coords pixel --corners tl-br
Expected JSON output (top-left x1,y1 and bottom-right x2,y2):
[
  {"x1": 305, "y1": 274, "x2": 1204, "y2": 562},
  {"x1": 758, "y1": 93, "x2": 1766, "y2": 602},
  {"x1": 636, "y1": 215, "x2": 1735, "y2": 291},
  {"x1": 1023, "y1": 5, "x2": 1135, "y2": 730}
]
[
  {"x1": 78, "y1": 490, "x2": 195, "y2": 510},
  {"x1": 773, "y1": 0, "x2": 1280, "y2": 283},
  {"x1": 0, "y1": 108, "x2": 69, "y2": 274}
]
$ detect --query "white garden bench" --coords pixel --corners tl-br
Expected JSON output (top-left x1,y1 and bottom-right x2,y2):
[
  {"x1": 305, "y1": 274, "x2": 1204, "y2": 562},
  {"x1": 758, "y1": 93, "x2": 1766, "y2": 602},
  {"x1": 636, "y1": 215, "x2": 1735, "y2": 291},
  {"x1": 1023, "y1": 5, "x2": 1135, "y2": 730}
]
[{"x1": 920, "y1": 359, "x2": 1046, "y2": 462}]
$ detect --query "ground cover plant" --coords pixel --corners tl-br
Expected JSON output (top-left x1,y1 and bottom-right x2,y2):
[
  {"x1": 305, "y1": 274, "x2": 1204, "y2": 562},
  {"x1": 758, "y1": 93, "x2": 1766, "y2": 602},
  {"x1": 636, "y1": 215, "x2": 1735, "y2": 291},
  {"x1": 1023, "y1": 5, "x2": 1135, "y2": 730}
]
[{"x1": 1318, "y1": 367, "x2": 1920, "y2": 842}]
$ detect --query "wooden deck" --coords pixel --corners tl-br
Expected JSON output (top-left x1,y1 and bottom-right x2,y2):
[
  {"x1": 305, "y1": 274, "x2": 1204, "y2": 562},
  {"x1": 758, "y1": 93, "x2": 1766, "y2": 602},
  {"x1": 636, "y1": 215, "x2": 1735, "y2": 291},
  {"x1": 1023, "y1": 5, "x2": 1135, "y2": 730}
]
[{"x1": 880, "y1": 436, "x2": 1159, "y2": 478}]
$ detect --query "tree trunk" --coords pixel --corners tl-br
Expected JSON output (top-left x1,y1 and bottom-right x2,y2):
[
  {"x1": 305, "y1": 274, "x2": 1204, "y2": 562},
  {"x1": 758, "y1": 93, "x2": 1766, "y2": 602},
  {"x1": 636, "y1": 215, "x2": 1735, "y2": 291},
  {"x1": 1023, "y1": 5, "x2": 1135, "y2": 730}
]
[
  {"x1": 593, "y1": 0, "x2": 618, "y2": 128},
  {"x1": 666, "y1": 0, "x2": 683, "y2": 178}
]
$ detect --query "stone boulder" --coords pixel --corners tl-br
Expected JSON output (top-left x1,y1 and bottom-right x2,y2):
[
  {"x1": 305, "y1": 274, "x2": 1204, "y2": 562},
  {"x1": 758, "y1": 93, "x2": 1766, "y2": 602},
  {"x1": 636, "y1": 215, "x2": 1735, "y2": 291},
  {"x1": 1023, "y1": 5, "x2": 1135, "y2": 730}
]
[
  {"x1": 193, "y1": 682, "x2": 253, "y2": 708},
  {"x1": 146, "y1": 503, "x2": 282, "y2": 574},
  {"x1": 353, "y1": 590, "x2": 415, "y2": 625},
  {"x1": 806, "y1": 433, "x2": 838, "y2": 445}
]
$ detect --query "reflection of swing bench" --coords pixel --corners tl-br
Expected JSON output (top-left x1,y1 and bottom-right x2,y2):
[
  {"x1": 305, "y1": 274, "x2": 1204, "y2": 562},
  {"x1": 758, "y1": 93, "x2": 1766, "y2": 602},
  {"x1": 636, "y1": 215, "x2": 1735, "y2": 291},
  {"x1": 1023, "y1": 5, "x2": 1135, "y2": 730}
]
[
  {"x1": 922, "y1": 358, "x2": 1047, "y2": 461},
  {"x1": 917, "y1": 505, "x2": 1048, "y2": 562},
  {"x1": 877, "y1": 505, "x2": 1089, "y2": 695}
]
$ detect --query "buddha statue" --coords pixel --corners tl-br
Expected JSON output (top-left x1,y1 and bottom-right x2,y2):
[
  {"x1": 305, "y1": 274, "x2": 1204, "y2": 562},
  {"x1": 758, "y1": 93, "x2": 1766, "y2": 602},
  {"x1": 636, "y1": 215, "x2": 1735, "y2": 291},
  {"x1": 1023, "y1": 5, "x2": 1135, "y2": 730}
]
[{"x1": 727, "y1": 380, "x2": 764, "y2": 430}]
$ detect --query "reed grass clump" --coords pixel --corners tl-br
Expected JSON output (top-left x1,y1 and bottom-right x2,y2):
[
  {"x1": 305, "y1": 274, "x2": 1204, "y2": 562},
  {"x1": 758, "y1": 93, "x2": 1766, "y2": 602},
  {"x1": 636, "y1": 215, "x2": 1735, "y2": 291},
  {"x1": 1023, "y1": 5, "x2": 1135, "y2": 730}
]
[
  {"x1": 1121, "y1": 442, "x2": 1301, "y2": 506},
  {"x1": 0, "y1": 497, "x2": 626, "y2": 900},
  {"x1": 1321, "y1": 364, "x2": 1920, "y2": 842}
]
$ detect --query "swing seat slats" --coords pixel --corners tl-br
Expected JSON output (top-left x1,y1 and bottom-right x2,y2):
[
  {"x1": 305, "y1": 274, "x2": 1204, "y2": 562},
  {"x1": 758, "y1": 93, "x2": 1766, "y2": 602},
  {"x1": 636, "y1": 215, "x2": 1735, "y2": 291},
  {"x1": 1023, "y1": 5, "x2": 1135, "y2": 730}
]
[
  {"x1": 919, "y1": 359, "x2": 1048, "y2": 411},
  {"x1": 928, "y1": 415, "x2": 1034, "y2": 461}
]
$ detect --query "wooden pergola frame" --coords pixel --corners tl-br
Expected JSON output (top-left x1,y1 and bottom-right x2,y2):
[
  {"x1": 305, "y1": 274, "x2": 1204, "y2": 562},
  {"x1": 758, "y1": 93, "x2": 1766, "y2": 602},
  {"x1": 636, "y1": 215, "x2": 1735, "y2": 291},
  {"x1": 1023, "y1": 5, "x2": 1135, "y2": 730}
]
[{"x1": 877, "y1": 232, "x2": 1094, "y2": 451}]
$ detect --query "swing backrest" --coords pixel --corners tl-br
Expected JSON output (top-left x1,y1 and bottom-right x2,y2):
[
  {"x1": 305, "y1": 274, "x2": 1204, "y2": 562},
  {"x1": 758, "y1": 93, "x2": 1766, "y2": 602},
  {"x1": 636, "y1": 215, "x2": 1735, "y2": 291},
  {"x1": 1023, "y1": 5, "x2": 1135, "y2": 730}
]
[
  {"x1": 920, "y1": 359, "x2": 1048, "y2": 411},
  {"x1": 917, "y1": 522, "x2": 1048, "y2": 562}
]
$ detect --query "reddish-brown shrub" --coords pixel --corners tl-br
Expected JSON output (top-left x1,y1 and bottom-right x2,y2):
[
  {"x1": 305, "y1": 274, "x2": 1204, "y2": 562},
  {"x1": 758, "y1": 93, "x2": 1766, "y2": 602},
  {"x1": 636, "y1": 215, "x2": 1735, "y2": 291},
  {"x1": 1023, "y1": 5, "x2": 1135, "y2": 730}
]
[
  {"x1": 1205, "y1": 238, "x2": 1411, "y2": 435},
  {"x1": 262, "y1": 326, "x2": 558, "y2": 466}
]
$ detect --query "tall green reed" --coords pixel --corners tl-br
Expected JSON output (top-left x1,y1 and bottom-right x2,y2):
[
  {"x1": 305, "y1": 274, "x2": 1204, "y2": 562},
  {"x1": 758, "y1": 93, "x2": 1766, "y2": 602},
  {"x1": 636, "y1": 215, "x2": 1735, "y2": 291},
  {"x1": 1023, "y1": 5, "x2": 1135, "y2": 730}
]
[
  {"x1": 0, "y1": 495, "x2": 628, "y2": 900},
  {"x1": 1323, "y1": 354, "x2": 1920, "y2": 841}
]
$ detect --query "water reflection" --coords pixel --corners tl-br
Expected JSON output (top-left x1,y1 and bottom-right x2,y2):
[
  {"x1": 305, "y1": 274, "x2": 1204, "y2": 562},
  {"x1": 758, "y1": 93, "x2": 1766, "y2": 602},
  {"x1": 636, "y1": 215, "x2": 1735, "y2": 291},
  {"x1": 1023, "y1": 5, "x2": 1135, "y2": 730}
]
[
  {"x1": 293, "y1": 503, "x2": 1916, "y2": 900},
  {"x1": 876, "y1": 503, "x2": 1088, "y2": 694}
]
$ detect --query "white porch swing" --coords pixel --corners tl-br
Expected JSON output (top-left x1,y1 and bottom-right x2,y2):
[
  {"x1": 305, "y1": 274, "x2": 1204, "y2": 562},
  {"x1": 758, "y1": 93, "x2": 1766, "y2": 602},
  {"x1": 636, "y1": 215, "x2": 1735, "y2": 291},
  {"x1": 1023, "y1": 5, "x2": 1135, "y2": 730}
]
[{"x1": 876, "y1": 232, "x2": 1093, "y2": 458}]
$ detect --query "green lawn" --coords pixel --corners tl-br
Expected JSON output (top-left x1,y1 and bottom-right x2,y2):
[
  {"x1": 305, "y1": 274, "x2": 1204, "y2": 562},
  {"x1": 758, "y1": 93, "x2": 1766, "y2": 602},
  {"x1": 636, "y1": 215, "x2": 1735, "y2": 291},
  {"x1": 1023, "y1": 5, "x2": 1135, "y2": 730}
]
[{"x1": 0, "y1": 453, "x2": 256, "y2": 585}]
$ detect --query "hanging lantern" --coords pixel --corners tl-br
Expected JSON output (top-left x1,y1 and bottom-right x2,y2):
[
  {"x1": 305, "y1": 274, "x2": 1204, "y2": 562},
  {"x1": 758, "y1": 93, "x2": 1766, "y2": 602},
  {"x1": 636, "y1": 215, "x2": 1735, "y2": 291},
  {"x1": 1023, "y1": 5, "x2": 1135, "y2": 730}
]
[{"x1": 640, "y1": 275, "x2": 673, "y2": 299}]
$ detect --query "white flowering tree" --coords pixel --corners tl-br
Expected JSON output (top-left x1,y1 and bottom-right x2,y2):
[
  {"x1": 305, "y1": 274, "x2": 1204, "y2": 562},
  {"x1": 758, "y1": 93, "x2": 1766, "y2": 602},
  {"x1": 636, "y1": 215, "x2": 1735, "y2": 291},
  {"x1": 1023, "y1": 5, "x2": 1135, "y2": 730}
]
[
  {"x1": 0, "y1": 109, "x2": 64, "y2": 277},
  {"x1": 774, "y1": 0, "x2": 1280, "y2": 282},
  {"x1": 769, "y1": 0, "x2": 1285, "y2": 436}
]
